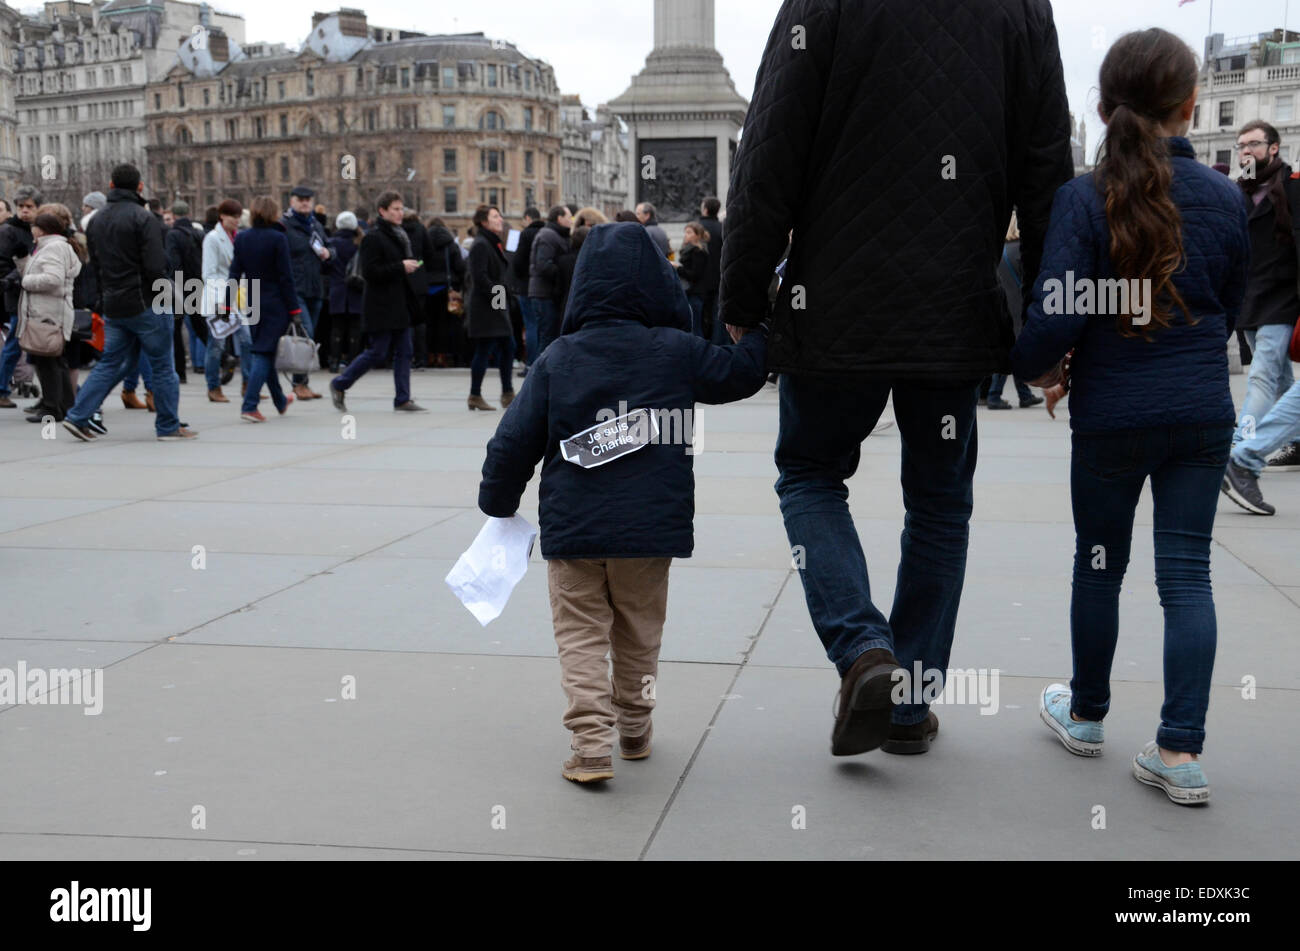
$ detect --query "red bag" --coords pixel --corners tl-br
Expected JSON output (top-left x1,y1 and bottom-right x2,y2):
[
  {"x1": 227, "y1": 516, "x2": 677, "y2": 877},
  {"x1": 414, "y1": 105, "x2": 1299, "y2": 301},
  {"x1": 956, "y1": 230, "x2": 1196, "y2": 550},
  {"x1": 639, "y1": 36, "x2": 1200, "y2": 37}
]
[
  {"x1": 1290, "y1": 317, "x2": 1300, "y2": 363},
  {"x1": 91, "y1": 312, "x2": 104, "y2": 352}
]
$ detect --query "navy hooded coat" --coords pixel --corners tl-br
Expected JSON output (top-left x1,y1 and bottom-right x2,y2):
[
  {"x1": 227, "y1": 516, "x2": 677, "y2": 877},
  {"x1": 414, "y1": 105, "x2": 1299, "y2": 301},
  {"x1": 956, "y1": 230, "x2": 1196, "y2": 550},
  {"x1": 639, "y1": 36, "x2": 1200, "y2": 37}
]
[{"x1": 479, "y1": 223, "x2": 768, "y2": 560}]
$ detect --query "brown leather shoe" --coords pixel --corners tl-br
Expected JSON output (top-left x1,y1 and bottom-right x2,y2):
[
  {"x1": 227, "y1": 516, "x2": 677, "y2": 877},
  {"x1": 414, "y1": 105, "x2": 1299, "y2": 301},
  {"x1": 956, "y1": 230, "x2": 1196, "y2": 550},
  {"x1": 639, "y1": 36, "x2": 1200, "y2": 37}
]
[
  {"x1": 619, "y1": 724, "x2": 653, "y2": 761},
  {"x1": 831, "y1": 648, "x2": 903, "y2": 756},
  {"x1": 501, "y1": 390, "x2": 516, "y2": 409},
  {"x1": 467, "y1": 394, "x2": 496, "y2": 412},
  {"x1": 208, "y1": 388, "x2": 229, "y2": 403},
  {"x1": 121, "y1": 391, "x2": 146, "y2": 410},
  {"x1": 304, "y1": 386, "x2": 322, "y2": 400},
  {"x1": 292, "y1": 384, "x2": 313, "y2": 401},
  {"x1": 562, "y1": 754, "x2": 614, "y2": 784},
  {"x1": 882, "y1": 712, "x2": 939, "y2": 755},
  {"x1": 145, "y1": 390, "x2": 156, "y2": 413}
]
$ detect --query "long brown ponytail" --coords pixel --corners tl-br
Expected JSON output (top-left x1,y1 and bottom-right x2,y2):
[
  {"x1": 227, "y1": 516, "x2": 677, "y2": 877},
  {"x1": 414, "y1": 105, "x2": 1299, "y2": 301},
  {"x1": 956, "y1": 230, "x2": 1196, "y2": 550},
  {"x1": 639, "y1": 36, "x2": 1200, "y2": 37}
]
[{"x1": 1095, "y1": 28, "x2": 1198, "y2": 337}]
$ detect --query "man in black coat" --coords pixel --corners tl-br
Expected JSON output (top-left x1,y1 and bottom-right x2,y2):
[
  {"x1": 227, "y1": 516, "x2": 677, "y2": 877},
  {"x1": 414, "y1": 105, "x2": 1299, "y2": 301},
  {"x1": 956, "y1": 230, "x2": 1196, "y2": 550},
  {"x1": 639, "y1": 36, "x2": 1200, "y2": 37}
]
[
  {"x1": 62, "y1": 163, "x2": 194, "y2": 441},
  {"x1": 401, "y1": 210, "x2": 434, "y2": 367},
  {"x1": 511, "y1": 208, "x2": 544, "y2": 369},
  {"x1": 329, "y1": 191, "x2": 426, "y2": 413},
  {"x1": 698, "y1": 197, "x2": 725, "y2": 344},
  {"x1": 165, "y1": 200, "x2": 207, "y2": 378},
  {"x1": 0, "y1": 184, "x2": 40, "y2": 407},
  {"x1": 719, "y1": 0, "x2": 1074, "y2": 758},
  {"x1": 282, "y1": 185, "x2": 332, "y2": 400}
]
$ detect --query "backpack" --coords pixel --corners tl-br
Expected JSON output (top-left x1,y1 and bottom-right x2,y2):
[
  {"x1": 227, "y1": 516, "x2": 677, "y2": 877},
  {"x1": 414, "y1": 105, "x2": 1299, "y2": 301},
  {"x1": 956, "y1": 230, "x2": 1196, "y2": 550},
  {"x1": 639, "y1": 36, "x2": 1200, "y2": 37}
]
[{"x1": 345, "y1": 246, "x2": 365, "y2": 291}]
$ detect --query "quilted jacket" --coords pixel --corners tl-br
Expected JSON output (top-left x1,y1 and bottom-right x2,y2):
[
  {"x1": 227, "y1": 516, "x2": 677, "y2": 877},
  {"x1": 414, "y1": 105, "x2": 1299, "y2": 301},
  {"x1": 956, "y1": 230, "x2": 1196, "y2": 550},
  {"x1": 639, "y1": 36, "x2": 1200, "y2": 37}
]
[
  {"x1": 17, "y1": 234, "x2": 81, "y2": 341},
  {"x1": 720, "y1": 0, "x2": 1074, "y2": 380},
  {"x1": 1010, "y1": 138, "x2": 1251, "y2": 433},
  {"x1": 479, "y1": 223, "x2": 768, "y2": 560}
]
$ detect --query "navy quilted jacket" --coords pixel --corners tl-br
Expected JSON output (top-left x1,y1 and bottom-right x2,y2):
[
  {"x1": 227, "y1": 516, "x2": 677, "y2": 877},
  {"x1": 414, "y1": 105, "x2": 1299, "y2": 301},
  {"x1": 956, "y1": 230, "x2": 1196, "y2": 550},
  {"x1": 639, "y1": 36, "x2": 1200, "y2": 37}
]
[
  {"x1": 720, "y1": 0, "x2": 1075, "y2": 380},
  {"x1": 478, "y1": 223, "x2": 768, "y2": 560},
  {"x1": 1010, "y1": 137, "x2": 1251, "y2": 433}
]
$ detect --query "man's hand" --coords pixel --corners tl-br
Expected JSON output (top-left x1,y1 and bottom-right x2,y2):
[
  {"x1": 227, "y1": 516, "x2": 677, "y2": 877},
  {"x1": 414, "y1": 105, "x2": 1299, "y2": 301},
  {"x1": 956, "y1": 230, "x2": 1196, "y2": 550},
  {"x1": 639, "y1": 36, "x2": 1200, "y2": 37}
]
[
  {"x1": 727, "y1": 324, "x2": 749, "y2": 343},
  {"x1": 315, "y1": 246, "x2": 330, "y2": 261},
  {"x1": 402, "y1": 259, "x2": 419, "y2": 274},
  {"x1": 1043, "y1": 384, "x2": 1066, "y2": 420}
]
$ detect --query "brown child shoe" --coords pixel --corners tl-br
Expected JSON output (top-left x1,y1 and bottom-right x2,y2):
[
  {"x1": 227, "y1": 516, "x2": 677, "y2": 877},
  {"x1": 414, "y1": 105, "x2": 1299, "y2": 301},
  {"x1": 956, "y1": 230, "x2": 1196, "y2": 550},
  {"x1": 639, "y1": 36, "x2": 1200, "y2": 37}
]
[
  {"x1": 619, "y1": 724, "x2": 653, "y2": 761},
  {"x1": 562, "y1": 754, "x2": 614, "y2": 784}
]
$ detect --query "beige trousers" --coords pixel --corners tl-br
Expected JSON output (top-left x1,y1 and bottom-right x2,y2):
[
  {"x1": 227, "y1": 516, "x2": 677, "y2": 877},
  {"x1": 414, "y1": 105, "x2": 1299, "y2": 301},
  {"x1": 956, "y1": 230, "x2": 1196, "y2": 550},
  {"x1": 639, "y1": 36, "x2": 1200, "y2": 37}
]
[{"x1": 547, "y1": 558, "x2": 671, "y2": 757}]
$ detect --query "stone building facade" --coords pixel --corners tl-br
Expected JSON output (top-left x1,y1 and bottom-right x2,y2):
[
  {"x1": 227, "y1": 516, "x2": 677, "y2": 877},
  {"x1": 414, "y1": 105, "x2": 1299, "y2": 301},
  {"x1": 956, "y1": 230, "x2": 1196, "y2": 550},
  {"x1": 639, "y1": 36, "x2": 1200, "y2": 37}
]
[
  {"x1": 0, "y1": 2, "x2": 22, "y2": 200},
  {"x1": 146, "y1": 9, "x2": 562, "y2": 235},
  {"x1": 13, "y1": 0, "x2": 245, "y2": 205},
  {"x1": 560, "y1": 95, "x2": 631, "y2": 217}
]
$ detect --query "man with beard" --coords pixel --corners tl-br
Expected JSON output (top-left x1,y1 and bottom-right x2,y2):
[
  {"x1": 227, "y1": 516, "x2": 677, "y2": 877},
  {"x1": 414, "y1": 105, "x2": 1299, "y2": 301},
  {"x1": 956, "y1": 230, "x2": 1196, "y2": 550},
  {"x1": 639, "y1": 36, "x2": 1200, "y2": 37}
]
[{"x1": 1229, "y1": 121, "x2": 1300, "y2": 470}]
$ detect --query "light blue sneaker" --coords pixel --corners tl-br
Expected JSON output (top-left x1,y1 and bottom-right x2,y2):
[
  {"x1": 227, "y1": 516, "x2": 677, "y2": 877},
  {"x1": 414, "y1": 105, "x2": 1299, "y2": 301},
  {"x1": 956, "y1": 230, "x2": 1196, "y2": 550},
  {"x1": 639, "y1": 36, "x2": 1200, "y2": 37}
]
[
  {"x1": 1039, "y1": 683, "x2": 1103, "y2": 756},
  {"x1": 1133, "y1": 741, "x2": 1210, "y2": 805}
]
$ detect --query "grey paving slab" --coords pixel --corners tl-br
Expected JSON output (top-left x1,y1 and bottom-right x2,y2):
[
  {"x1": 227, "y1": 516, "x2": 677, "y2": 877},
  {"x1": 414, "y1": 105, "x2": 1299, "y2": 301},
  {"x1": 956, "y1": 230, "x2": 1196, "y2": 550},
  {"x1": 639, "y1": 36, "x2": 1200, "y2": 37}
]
[
  {"x1": 0, "y1": 645, "x2": 735, "y2": 861},
  {"x1": 0, "y1": 640, "x2": 152, "y2": 712},
  {"x1": 41, "y1": 440, "x2": 342, "y2": 470},
  {"x1": 0, "y1": 834, "x2": 550, "y2": 860},
  {"x1": 0, "y1": 498, "x2": 127, "y2": 534},
  {"x1": 0, "y1": 500, "x2": 456, "y2": 556},
  {"x1": 1212, "y1": 521, "x2": 1300, "y2": 588},
  {"x1": 159, "y1": 467, "x2": 494, "y2": 508},
  {"x1": 291, "y1": 445, "x2": 494, "y2": 472},
  {"x1": 644, "y1": 669, "x2": 1295, "y2": 860},
  {"x1": 0, "y1": 463, "x2": 250, "y2": 500},
  {"x1": 0, "y1": 550, "x2": 339, "y2": 641}
]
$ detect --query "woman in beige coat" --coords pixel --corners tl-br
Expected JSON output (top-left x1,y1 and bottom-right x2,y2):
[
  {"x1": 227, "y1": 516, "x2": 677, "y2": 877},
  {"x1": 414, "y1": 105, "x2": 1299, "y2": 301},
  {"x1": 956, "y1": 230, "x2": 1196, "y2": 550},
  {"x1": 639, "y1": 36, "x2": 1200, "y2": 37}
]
[{"x1": 17, "y1": 211, "x2": 83, "y2": 422}]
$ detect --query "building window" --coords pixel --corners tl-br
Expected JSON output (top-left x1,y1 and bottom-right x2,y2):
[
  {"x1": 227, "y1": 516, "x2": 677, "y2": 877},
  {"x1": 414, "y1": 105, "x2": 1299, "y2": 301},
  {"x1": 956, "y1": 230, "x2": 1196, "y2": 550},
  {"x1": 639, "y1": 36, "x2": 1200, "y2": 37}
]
[
  {"x1": 308, "y1": 154, "x2": 323, "y2": 178},
  {"x1": 487, "y1": 64, "x2": 497, "y2": 88},
  {"x1": 336, "y1": 74, "x2": 345, "y2": 95},
  {"x1": 204, "y1": 120, "x2": 212, "y2": 141},
  {"x1": 481, "y1": 149, "x2": 505, "y2": 174},
  {"x1": 480, "y1": 188, "x2": 504, "y2": 207},
  {"x1": 442, "y1": 104, "x2": 456, "y2": 128},
  {"x1": 479, "y1": 110, "x2": 503, "y2": 131},
  {"x1": 278, "y1": 80, "x2": 286, "y2": 99},
  {"x1": 156, "y1": 164, "x2": 167, "y2": 184},
  {"x1": 154, "y1": 92, "x2": 161, "y2": 109},
  {"x1": 547, "y1": 153, "x2": 554, "y2": 177},
  {"x1": 1192, "y1": 105, "x2": 1200, "y2": 129},
  {"x1": 525, "y1": 69, "x2": 532, "y2": 91},
  {"x1": 524, "y1": 107, "x2": 533, "y2": 131},
  {"x1": 226, "y1": 119, "x2": 238, "y2": 139},
  {"x1": 444, "y1": 186, "x2": 458, "y2": 214},
  {"x1": 525, "y1": 185, "x2": 535, "y2": 208},
  {"x1": 280, "y1": 156, "x2": 290, "y2": 180},
  {"x1": 442, "y1": 65, "x2": 455, "y2": 88},
  {"x1": 204, "y1": 160, "x2": 214, "y2": 185},
  {"x1": 524, "y1": 151, "x2": 534, "y2": 175},
  {"x1": 122, "y1": 65, "x2": 132, "y2": 82},
  {"x1": 365, "y1": 108, "x2": 379, "y2": 131},
  {"x1": 254, "y1": 117, "x2": 265, "y2": 139},
  {"x1": 1218, "y1": 100, "x2": 1235, "y2": 127},
  {"x1": 397, "y1": 105, "x2": 418, "y2": 129},
  {"x1": 255, "y1": 158, "x2": 266, "y2": 182},
  {"x1": 203, "y1": 88, "x2": 210, "y2": 106},
  {"x1": 366, "y1": 152, "x2": 376, "y2": 174},
  {"x1": 180, "y1": 161, "x2": 193, "y2": 184},
  {"x1": 443, "y1": 148, "x2": 457, "y2": 173},
  {"x1": 1276, "y1": 94, "x2": 1295, "y2": 123},
  {"x1": 306, "y1": 71, "x2": 315, "y2": 96},
  {"x1": 228, "y1": 159, "x2": 238, "y2": 181},
  {"x1": 280, "y1": 114, "x2": 288, "y2": 136},
  {"x1": 400, "y1": 67, "x2": 410, "y2": 88},
  {"x1": 1215, "y1": 149, "x2": 1232, "y2": 166}
]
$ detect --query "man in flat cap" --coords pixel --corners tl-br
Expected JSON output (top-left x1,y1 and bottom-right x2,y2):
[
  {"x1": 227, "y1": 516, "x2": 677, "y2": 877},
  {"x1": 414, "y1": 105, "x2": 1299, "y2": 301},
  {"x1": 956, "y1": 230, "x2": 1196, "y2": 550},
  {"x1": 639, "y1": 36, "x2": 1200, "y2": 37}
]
[{"x1": 281, "y1": 185, "x2": 331, "y2": 400}]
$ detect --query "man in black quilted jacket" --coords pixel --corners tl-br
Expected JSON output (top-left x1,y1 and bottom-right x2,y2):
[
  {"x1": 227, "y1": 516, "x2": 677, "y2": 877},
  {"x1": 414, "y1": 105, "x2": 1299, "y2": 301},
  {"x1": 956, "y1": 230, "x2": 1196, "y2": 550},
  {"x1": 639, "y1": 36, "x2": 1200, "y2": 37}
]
[{"x1": 720, "y1": 0, "x2": 1074, "y2": 757}]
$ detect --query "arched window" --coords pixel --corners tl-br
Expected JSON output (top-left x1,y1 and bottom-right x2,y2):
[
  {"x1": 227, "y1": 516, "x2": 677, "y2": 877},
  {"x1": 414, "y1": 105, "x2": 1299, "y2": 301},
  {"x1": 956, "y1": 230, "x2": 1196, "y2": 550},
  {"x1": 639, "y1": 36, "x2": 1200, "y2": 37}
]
[
  {"x1": 478, "y1": 110, "x2": 504, "y2": 131},
  {"x1": 176, "y1": 125, "x2": 192, "y2": 145}
]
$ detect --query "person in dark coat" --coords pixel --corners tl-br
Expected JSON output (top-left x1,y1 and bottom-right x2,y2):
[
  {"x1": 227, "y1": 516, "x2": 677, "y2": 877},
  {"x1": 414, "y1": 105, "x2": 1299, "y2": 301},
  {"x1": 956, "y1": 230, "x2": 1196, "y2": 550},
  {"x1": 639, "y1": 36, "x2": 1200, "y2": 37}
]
[
  {"x1": 526, "y1": 206, "x2": 572, "y2": 365},
  {"x1": 986, "y1": 217, "x2": 1044, "y2": 410},
  {"x1": 325, "y1": 211, "x2": 364, "y2": 372},
  {"x1": 719, "y1": 0, "x2": 1075, "y2": 758},
  {"x1": 1013, "y1": 30, "x2": 1249, "y2": 798},
  {"x1": 698, "y1": 197, "x2": 725, "y2": 344},
  {"x1": 401, "y1": 209, "x2": 434, "y2": 368},
  {"x1": 166, "y1": 201, "x2": 207, "y2": 378},
  {"x1": 554, "y1": 225, "x2": 588, "y2": 321},
  {"x1": 477, "y1": 222, "x2": 768, "y2": 782},
  {"x1": 425, "y1": 216, "x2": 466, "y2": 368},
  {"x1": 0, "y1": 185, "x2": 40, "y2": 407},
  {"x1": 511, "y1": 209, "x2": 544, "y2": 368},
  {"x1": 328, "y1": 191, "x2": 426, "y2": 413},
  {"x1": 230, "y1": 195, "x2": 304, "y2": 420},
  {"x1": 466, "y1": 204, "x2": 515, "y2": 411},
  {"x1": 281, "y1": 185, "x2": 332, "y2": 400},
  {"x1": 674, "y1": 221, "x2": 710, "y2": 338}
]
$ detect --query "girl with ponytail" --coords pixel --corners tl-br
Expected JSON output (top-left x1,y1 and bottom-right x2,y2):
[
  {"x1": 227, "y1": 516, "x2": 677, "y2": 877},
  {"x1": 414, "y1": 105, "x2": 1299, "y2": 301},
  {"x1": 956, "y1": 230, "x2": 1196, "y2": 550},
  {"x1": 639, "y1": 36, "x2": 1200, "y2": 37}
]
[{"x1": 1011, "y1": 28, "x2": 1250, "y2": 805}]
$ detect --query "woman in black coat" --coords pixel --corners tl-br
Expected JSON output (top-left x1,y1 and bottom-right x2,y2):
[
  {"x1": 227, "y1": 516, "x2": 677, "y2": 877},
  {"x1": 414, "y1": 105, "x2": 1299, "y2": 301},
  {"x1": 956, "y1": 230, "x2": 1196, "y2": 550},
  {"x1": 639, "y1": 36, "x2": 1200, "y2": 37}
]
[
  {"x1": 325, "y1": 212, "x2": 364, "y2": 372},
  {"x1": 676, "y1": 221, "x2": 710, "y2": 338},
  {"x1": 229, "y1": 196, "x2": 303, "y2": 420},
  {"x1": 425, "y1": 217, "x2": 465, "y2": 368},
  {"x1": 466, "y1": 204, "x2": 515, "y2": 411}
]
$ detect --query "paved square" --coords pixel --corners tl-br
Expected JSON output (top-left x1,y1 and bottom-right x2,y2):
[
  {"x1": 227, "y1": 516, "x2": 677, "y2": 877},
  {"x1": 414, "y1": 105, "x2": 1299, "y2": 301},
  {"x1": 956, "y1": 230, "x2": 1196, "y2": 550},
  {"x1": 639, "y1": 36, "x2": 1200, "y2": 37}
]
[{"x1": 0, "y1": 369, "x2": 1294, "y2": 859}]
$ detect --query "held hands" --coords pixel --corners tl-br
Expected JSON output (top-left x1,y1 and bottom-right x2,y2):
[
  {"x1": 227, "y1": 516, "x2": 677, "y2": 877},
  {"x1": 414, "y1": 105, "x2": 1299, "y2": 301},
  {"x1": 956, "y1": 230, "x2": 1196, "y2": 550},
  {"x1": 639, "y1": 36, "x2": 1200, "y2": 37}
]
[
  {"x1": 1043, "y1": 384, "x2": 1067, "y2": 420},
  {"x1": 402, "y1": 259, "x2": 420, "y2": 274}
]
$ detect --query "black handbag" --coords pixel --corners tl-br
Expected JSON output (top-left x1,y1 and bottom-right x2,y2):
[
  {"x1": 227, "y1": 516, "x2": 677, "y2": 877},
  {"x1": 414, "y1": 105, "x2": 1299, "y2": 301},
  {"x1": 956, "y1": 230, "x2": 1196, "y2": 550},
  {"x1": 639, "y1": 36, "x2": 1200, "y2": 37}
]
[{"x1": 71, "y1": 308, "x2": 93, "y2": 343}]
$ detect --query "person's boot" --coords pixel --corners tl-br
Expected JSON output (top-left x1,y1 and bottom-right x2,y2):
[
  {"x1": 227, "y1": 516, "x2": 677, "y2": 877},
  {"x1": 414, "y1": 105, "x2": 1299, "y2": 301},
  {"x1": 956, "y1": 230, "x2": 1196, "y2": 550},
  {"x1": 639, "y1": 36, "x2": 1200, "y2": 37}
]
[
  {"x1": 831, "y1": 648, "x2": 903, "y2": 756},
  {"x1": 501, "y1": 390, "x2": 516, "y2": 409},
  {"x1": 121, "y1": 391, "x2": 146, "y2": 410},
  {"x1": 562, "y1": 753, "x2": 614, "y2": 784},
  {"x1": 145, "y1": 390, "x2": 156, "y2": 413},
  {"x1": 986, "y1": 396, "x2": 1013, "y2": 410},
  {"x1": 468, "y1": 394, "x2": 496, "y2": 412},
  {"x1": 293, "y1": 383, "x2": 314, "y2": 401},
  {"x1": 208, "y1": 388, "x2": 229, "y2": 403},
  {"x1": 0, "y1": 395, "x2": 15, "y2": 409}
]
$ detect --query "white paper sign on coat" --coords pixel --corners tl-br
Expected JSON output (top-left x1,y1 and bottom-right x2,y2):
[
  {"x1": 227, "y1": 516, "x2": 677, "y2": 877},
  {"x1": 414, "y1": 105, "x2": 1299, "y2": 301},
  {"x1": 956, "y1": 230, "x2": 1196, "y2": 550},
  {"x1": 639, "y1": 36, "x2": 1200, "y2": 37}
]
[{"x1": 444, "y1": 515, "x2": 537, "y2": 626}]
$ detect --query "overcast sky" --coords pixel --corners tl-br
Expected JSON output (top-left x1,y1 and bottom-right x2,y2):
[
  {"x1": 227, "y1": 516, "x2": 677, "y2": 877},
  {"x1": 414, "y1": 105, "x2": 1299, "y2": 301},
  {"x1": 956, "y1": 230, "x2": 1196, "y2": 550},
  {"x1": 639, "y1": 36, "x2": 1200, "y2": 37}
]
[{"x1": 126, "y1": 0, "x2": 1299, "y2": 161}]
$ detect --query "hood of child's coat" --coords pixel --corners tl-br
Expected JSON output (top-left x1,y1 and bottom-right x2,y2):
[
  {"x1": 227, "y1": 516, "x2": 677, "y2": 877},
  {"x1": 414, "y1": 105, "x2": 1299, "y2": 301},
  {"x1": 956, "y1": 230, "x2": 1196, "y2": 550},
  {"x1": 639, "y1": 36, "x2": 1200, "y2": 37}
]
[{"x1": 560, "y1": 222, "x2": 691, "y2": 335}]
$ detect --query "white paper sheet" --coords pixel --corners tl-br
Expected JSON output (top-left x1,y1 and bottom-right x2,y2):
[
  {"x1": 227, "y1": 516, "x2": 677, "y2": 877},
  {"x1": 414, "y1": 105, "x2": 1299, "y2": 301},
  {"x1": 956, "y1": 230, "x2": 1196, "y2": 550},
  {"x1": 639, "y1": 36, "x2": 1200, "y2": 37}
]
[
  {"x1": 505, "y1": 228, "x2": 521, "y2": 253},
  {"x1": 444, "y1": 515, "x2": 538, "y2": 626}
]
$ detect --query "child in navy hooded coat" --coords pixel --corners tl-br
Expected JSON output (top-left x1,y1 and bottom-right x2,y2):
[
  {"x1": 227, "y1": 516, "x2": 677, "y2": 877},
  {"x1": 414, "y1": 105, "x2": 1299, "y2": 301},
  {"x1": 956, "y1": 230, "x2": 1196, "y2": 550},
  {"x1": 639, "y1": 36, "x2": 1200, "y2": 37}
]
[{"x1": 479, "y1": 222, "x2": 767, "y2": 783}]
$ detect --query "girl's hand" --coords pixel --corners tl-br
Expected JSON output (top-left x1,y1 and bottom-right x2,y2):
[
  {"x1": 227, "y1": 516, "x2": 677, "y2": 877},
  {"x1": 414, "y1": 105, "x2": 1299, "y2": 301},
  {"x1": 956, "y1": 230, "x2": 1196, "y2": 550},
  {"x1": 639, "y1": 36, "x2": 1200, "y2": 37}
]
[{"x1": 1044, "y1": 384, "x2": 1067, "y2": 420}]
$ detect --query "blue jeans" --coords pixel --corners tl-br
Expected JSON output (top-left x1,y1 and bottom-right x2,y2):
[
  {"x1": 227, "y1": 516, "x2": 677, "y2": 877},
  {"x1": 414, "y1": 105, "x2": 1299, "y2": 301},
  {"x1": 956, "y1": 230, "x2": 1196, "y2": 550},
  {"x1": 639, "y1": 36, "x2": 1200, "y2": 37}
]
[
  {"x1": 1232, "y1": 377, "x2": 1300, "y2": 475},
  {"x1": 118, "y1": 343, "x2": 156, "y2": 393},
  {"x1": 204, "y1": 323, "x2": 253, "y2": 391},
  {"x1": 0, "y1": 313, "x2": 20, "y2": 395},
  {"x1": 1069, "y1": 424, "x2": 1232, "y2": 753},
  {"x1": 775, "y1": 374, "x2": 979, "y2": 726},
  {"x1": 518, "y1": 296, "x2": 539, "y2": 366},
  {"x1": 687, "y1": 294, "x2": 705, "y2": 338},
  {"x1": 291, "y1": 297, "x2": 322, "y2": 385},
  {"x1": 988, "y1": 374, "x2": 1033, "y2": 403},
  {"x1": 331, "y1": 328, "x2": 413, "y2": 407},
  {"x1": 184, "y1": 315, "x2": 206, "y2": 371},
  {"x1": 68, "y1": 309, "x2": 180, "y2": 435},
  {"x1": 242, "y1": 351, "x2": 287, "y2": 414},
  {"x1": 470, "y1": 336, "x2": 515, "y2": 397},
  {"x1": 1237, "y1": 324, "x2": 1295, "y2": 443},
  {"x1": 530, "y1": 298, "x2": 560, "y2": 361}
]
